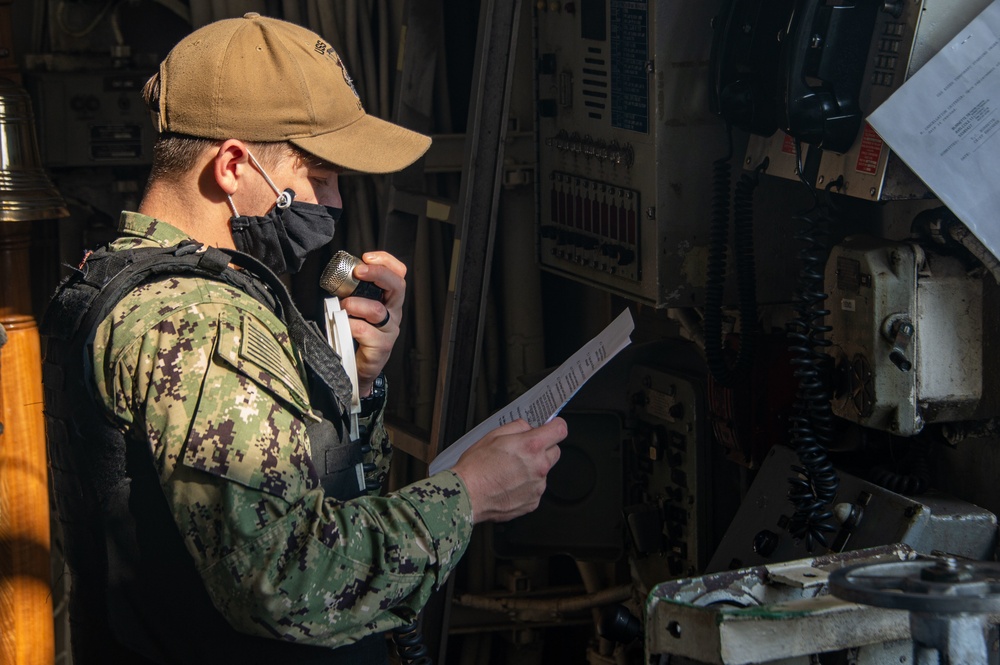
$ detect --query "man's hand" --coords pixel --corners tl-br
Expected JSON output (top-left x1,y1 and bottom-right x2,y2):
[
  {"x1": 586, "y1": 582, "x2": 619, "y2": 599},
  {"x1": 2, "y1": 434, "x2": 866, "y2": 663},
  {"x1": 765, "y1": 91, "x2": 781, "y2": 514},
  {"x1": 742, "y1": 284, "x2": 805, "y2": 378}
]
[
  {"x1": 340, "y1": 250, "x2": 405, "y2": 396},
  {"x1": 452, "y1": 418, "x2": 568, "y2": 524}
]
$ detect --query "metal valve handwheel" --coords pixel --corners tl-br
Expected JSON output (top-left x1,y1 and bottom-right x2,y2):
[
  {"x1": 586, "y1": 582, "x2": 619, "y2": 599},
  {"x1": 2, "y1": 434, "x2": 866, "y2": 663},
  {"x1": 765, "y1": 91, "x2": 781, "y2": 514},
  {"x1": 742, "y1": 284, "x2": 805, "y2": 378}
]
[
  {"x1": 829, "y1": 558, "x2": 1000, "y2": 665},
  {"x1": 830, "y1": 558, "x2": 1000, "y2": 613}
]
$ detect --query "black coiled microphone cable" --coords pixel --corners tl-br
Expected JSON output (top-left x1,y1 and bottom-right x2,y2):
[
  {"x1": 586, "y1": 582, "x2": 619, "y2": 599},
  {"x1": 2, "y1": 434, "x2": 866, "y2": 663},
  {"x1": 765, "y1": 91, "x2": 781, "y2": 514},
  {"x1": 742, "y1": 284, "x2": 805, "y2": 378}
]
[
  {"x1": 785, "y1": 140, "x2": 841, "y2": 551},
  {"x1": 392, "y1": 620, "x2": 432, "y2": 665}
]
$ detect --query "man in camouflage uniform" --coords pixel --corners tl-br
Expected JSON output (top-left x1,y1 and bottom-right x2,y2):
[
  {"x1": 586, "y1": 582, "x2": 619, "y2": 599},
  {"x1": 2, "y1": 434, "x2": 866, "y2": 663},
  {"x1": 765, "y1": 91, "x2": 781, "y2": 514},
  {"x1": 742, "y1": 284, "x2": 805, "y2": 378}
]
[{"x1": 42, "y1": 14, "x2": 566, "y2": 665}]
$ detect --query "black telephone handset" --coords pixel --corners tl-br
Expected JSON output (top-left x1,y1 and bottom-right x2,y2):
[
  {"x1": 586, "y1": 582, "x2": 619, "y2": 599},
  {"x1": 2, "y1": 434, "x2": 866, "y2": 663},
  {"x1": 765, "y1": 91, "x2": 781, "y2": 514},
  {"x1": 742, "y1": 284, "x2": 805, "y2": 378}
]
[
  {"x1": 710, "y1": 0, "x2": 795, "y2": 137},
  {"x1": 780, "y1": 0, "x2": 881, "y2": 153},
  {"x1": 713, "y1": 0, "x2": 883, "y2": 153}
]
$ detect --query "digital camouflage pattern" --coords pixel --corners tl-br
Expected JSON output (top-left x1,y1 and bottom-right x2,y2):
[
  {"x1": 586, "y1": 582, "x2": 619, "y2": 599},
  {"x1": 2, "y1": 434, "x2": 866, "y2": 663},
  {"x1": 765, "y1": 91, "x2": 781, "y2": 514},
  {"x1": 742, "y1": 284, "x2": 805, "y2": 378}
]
[{"x1": 90, "y1": 211, "x2": 473, "y2": 646}]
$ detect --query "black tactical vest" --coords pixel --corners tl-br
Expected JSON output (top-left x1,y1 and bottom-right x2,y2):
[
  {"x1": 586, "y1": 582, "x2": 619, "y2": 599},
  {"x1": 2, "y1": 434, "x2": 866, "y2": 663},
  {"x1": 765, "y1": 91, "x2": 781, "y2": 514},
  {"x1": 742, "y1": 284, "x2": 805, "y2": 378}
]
[{"x1": 41, "y1": 242, "x2": 387, "y2": 664}]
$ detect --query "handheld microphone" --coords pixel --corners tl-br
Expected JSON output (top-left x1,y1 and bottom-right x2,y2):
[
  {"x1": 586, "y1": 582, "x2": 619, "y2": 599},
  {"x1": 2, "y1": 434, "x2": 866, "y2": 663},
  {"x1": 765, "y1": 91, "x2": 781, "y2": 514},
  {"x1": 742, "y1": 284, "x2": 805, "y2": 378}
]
[{"x1": 319, "y1": 250, "x2": 384, "y2": 301}]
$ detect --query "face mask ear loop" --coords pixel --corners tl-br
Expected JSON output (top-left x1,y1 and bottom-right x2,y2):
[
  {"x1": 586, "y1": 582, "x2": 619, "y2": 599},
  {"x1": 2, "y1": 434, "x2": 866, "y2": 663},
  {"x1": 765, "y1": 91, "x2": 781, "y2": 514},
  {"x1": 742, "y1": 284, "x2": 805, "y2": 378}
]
[
  {"x1": 226, "y1": 194, "x2": 239, "y2": 217},
  {"x1": 246, "y1": 151, "x2": 293, "y2": 209}
]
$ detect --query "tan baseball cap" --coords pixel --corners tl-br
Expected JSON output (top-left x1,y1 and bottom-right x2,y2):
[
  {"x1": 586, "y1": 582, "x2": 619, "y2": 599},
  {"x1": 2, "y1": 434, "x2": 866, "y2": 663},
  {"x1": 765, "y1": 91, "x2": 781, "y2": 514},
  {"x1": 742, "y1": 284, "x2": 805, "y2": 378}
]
[{"x1": 154, "y1": 13, "x2": 430, "y2": 174}]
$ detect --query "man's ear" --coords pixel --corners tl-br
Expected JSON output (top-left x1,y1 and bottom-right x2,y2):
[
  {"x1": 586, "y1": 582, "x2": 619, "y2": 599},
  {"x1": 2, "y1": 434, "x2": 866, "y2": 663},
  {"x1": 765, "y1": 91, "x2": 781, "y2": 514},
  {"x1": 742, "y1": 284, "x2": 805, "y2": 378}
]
[{"x1": 213, "y1": 139, "x2": 250, "y2": 196}]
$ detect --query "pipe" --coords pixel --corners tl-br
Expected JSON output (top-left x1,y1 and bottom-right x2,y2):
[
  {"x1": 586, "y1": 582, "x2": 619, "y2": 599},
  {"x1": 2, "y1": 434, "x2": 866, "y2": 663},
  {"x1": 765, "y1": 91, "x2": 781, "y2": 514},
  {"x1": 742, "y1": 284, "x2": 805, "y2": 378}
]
[
  {"x1": 577, "y1": 560, "x2": 623, "y2": 658},
  {"x1": 343, "y1": 0, "x2": 359, "y2": 92},
  {"x1": 474, "y1": 297, "x2": 501, "y2": 422},
  {"x1": 355, "y1": 1, "x2": 380, "y2": 111},
  {"x1": 151, "y1": 0, "x2": 191, "y2": 23},
  {"x1": 453, "y1": 584, "x2": 632, "y2": 616},
  {"x1": 948, "y1": 223, "x2": 1000, "y2": 285},
  {"x1": 377, "y1": 0, "x2": 389, "y2": 119},
  {"x1": 344, "y1": 179, "x2": 376, "y2": 256},
  {"x1": 448, "y1": 618, "x2": 593, "y2": 635},
  {"x1": 411, "y1": 216, "x2": 437, "y2": 429},
  {"x1": 190, "y1": 1, "x2": 214, "y2": 28},
  {"x1": 31, "y1": 0, "x2": 46, "y2": 55},
  {"x1": 667, "y1": 307, "x2": 706, "y2": 350},
  {"x1": 55, "y1": 0, "x2": 117, "y2": 38},
  {"x1": 498, "y1": 189, "x2": 546, "y2": 398}
]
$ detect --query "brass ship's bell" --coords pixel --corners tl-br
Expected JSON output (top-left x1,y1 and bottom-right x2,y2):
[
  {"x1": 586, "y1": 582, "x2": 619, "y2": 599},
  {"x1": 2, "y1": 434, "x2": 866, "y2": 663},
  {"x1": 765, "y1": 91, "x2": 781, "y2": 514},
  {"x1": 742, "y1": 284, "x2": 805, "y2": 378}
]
[{"x1": 0, "y1": 77, "x2": 68, "y2": 222}]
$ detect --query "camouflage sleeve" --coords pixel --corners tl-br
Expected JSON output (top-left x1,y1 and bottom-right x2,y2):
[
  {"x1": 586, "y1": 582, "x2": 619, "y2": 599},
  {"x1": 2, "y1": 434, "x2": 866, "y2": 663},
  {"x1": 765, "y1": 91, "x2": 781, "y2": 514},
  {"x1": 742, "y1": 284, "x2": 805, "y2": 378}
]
[{"x1": 94, "y1": 278, "x2": 473, "y2": 646}]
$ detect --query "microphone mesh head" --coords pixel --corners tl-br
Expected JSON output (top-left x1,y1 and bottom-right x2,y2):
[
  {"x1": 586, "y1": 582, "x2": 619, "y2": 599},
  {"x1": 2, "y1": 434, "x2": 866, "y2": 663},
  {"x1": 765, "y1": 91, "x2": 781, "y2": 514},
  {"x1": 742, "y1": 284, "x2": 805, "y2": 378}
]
[{"x1": 319, "y1": 250, "x2": 361, "y2": 297}]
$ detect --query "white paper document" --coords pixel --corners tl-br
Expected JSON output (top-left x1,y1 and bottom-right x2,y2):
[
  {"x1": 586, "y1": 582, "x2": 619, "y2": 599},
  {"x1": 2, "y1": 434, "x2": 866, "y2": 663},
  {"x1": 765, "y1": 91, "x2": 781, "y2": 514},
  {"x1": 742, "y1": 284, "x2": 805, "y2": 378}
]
[
  {"x1": 428, "y1": 308, "x2": 635, "y2": 475},
  {"x1": 868, "y1": 0, "x2": 1000, "y2": 257}
]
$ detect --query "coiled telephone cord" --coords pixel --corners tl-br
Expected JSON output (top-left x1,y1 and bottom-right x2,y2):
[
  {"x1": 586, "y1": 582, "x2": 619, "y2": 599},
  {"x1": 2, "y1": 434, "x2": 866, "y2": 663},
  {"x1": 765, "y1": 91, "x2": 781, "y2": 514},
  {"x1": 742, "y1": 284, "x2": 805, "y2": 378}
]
[
  {"x1": 785, "y1": 143, "x2": 841, "y2": 551},
  {"x1": 705, "y1": 126, "x2": 767, "y2": 386}
]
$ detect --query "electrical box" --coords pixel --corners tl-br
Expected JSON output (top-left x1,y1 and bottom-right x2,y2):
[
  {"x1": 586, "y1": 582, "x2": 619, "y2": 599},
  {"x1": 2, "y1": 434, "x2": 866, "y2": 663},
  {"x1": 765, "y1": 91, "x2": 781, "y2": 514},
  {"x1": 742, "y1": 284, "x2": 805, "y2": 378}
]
[
  {"x1": 28, "y1": 70, "x2": 155, "y2": 167},
  {"x1": 825, "y1": 236, "x2": 983, "y2": 436},
  {"x1": 707, "y1": 445, "x2": 997, "y2": 573},
  {"x1": 535, "y1": 0, "x2": 728, "y2": 306},
  {"x1": 625, "y1": 365, "x2": 710, "y2": 588}
]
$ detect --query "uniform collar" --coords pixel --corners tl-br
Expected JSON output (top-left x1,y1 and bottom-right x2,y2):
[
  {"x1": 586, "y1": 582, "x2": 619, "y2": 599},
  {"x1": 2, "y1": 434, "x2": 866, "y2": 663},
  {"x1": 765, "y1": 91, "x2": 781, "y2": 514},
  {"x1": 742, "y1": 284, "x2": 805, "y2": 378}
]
[{"x1": 117, "y1": 211, "x2": 194, "y2": 247}]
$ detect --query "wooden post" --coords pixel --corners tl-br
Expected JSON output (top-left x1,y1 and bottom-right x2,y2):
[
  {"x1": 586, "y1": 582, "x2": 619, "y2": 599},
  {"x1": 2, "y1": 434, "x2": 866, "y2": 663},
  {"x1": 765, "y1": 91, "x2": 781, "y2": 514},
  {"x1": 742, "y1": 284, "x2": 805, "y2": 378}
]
[{"x1": 0, "y1": 220, "x2": 54, "y2": 665}]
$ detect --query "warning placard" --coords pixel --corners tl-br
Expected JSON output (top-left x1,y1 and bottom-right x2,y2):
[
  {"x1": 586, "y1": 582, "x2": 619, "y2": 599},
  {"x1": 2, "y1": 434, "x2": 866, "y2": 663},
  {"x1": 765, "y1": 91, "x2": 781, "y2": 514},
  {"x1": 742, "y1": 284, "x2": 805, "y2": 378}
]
[{"x1": 855, "y1": 124, "x2": 885, "y2": 175}]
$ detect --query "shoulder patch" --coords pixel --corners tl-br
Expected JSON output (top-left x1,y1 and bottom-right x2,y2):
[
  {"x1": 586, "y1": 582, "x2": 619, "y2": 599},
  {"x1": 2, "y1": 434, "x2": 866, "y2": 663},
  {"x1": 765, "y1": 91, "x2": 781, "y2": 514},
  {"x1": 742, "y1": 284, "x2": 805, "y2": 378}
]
[
  {"x1": 180, "y1": 311, "x2": 319, "y2": 498},
  {"x1": 241, "y1": 315, "x2": 307, "y2": 401},
  {"x1": 212, "y1": 311, "x2": 311, "y2": 415}
]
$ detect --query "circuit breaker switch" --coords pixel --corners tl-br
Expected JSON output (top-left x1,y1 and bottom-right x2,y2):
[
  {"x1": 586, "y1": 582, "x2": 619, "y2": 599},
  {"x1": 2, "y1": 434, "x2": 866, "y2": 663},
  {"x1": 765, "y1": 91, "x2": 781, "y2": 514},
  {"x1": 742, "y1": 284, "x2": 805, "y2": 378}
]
[
  {"x1": 538, "y1": 53, "x2": 557, "y2": 75},
  {"x1": 882, "y1": 1, "x2": 905, "y2": 18},
  {"x1": 887, "y1": 319, "x2": 914, "y2": 372},
  {"x1": 558, "y1": 71, "x2": 573, "y2": 108}
]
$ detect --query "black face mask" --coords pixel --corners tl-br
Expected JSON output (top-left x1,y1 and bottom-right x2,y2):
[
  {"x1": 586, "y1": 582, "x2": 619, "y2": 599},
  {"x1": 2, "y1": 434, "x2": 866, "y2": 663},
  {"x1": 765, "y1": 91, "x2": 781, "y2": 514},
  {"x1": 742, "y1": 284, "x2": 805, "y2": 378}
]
[{"x1": 230, "y1": 188, "x2": 342, "y2": 275}]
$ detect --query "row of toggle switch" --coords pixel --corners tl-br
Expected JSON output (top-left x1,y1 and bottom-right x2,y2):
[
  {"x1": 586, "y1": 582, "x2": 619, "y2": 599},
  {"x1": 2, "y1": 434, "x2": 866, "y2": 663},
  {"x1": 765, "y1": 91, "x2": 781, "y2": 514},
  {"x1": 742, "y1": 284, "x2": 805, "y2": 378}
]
[
  {"x1": 541, "y1": 172, "x2": 640, "y2": 279},
  {"x1": 545, "y1": 129, "x2": 635, "y2": 166}
]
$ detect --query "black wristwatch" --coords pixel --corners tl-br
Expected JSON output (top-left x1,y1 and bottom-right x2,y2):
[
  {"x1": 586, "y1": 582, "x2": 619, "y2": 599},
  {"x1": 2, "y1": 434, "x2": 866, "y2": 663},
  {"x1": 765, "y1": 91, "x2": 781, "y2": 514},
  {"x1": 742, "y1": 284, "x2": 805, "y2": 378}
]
[{"x1": 359, "y1": 372, "x2": 387, "y2": 418}]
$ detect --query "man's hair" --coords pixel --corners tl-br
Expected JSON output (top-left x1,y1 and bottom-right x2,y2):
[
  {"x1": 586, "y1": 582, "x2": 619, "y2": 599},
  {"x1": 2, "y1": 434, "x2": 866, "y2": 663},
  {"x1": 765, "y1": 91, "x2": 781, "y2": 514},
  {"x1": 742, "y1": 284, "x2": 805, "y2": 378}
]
[
  {"x1": 148, "y1": 134, "x2": 295, "y2": 182},
  {"x1": 142, "y1": 72, "x2": 298, "y2": 182}
]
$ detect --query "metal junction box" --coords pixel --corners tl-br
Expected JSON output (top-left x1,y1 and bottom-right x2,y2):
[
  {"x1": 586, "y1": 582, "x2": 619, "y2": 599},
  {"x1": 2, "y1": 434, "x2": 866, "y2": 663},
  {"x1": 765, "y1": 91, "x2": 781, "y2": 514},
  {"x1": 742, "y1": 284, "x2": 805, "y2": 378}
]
[
  {"x1": 706, "y1": 445, "x2": 998, "y2": 574},
  {"x1": 625, "y1": 365, "x2": 710, "y2": 589},
  {"x1": 825, "y1": 236, "x2": 983, "y2": 436}
]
